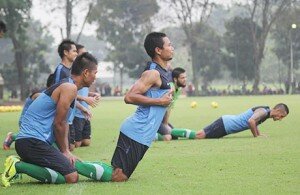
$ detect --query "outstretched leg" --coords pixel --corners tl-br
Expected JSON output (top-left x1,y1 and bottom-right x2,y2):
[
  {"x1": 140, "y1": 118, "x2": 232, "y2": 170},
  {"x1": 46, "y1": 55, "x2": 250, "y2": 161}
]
[{"x1": 1, "y1": 155, "x2": 66, "y2": 187}]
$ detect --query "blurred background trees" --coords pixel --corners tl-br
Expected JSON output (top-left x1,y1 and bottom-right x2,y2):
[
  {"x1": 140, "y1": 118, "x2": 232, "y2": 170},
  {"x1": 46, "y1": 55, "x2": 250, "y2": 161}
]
[{"x1": 0, "y1": 0, "x2": 299, "y2": 100}]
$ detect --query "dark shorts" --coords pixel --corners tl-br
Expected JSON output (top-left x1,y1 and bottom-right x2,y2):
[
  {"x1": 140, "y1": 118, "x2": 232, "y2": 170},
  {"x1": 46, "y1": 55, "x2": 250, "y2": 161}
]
[
  {"x1": 69, "y1": 124, "x2": 75, "y2": 145},
  {"x1": 73, "y1": 117, "x2": 91, "y2": 142},
  {"x1": 203, "y1": 117, "x2": 227, "y2": 138},
  {"x1": 15, "y1": 138, "x2": 76, "y2": 176},
  {"x1": 111, "y1": 132, "x2": 149, "y2": 178}
]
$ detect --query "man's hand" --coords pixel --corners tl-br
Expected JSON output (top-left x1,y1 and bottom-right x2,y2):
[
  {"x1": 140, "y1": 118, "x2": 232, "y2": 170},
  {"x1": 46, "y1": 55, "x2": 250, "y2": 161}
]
[
  {"x1": 160, "y1": 89, "x2": 173, "y2": 106},
  {"x1": 82, "y1": 107, "x2": 92, "y2": 120},
  {"x1": 84, "y1": 96, "x2": 99, "y2": 108},
  {"x1": 257, "y1": 133, "x2": 268, "y2": 138},
  {"x1": 63, "y1": 151, "x2": 80, "y2": 167}
]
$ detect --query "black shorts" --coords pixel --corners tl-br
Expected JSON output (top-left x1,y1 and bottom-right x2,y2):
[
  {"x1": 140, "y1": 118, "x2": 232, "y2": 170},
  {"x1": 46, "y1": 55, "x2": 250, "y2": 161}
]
[
  {"x1": 15, "y1": 138, "x2": 76, "y2": 176},
  {"x1": 203, "y1": 117, "x2": 227, "y2": 138},
  {"x1": 73, "y1": 117, "x2": 91, "y2": 142},
  {"x1": 111, "y1": 132, "x2": 149, "y2": 178},
  {"x1": 69, "y1": 124, "x2": 75, "y2": 145}
]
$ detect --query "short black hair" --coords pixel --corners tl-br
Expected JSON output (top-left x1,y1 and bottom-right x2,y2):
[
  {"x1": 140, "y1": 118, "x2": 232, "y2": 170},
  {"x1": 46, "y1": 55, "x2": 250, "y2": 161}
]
[
  {"x1": 57, "y1": 39, "x2": 76, "y2": 59},
  {"x1": 274, "y1": 103, "x2": 289, "y2": 114},
  {"x1": 71, "y1": 52, "x2": 98, "y2": 76},
  {"x1": 172, "y1": 67, "x2": 186, "y2": 79},
  {"x1": 144, "y1": 32, "x2": 167, "y2": 59},
  {"x1": 0, "y1": 20, "x2": 7, "y2": 33},
  {"x1": 46, "y1": 73, "x2": 55, "y2": 87},
  {"x1": 76, "y1": 44, "x2": 84, "y2": 51}
]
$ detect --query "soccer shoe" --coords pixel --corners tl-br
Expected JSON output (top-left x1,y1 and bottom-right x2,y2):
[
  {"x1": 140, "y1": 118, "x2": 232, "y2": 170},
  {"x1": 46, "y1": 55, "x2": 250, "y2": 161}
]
[
  {"x1": 1, "y1": 155, "x2": 20, "y2": 187},
  {"x1": 3, "y1": 132, "x2": 14, "y2": 150}
]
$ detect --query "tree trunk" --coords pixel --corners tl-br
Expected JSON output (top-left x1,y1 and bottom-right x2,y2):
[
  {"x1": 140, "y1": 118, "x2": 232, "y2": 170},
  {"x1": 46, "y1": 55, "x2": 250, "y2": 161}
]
[
  {"x1": 11, "y1": 37, "x2": 26, "y2": 100},
  {"x1": 191, "y1": 42, "x2": 200, "y2": 96},
  {"x1": 66, "y1": 0, "x2": 73, "y2": 39}
]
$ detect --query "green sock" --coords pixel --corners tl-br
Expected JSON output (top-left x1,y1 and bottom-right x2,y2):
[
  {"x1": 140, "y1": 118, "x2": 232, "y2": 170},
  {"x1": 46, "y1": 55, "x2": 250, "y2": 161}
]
[
  {"x1": 15, "y1": 161, "x2": 65, "y2": 184},
  {"x1": 155, "y1": 133, "x2": 164, "y2": 141},
  {"x1": 75, "y1": 161, "x2": 112, "y2": 182},
  {"x1": 11, "y1": 133, "x2": 18, "y2": 141},
  {"x1": 171, "y1": 128, "x2": 196, "y2": 139}
]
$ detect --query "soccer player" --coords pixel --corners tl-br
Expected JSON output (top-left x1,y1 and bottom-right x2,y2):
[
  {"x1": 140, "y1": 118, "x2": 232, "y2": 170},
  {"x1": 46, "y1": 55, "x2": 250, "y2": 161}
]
[
  {"x1": 53, "y1": 39, "x2": 78, "y2": 83},
  {"x1": 53, "y1": 40, "x2": 97, "y2": 150},
  {"x1": 155, "y1": 67, "x2": 188, "y2": 141},
  {"x1": 3, "y1": 74, "x2": 55, "y2": 150},
  {"x1": 73, "y1": 44, "x2": 100, "y2": 148},
  {"x1": 1, "y1": 53, "x2": 112, "y2": 187},
  {"x1": 0, "y1": 20, "x2": 6, "y2": 38},
  {"x1": 110, "y1": 32, "x2": 174, "y2": 182},
  {"x1": 170, "y1": 104, "x2": 289, "y2": 139}
]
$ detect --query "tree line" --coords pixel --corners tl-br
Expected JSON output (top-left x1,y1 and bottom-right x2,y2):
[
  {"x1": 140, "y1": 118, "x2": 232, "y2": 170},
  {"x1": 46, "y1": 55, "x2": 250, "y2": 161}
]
[{"x1": 0, "y1": 0, "x2": 299, "y2": 100}]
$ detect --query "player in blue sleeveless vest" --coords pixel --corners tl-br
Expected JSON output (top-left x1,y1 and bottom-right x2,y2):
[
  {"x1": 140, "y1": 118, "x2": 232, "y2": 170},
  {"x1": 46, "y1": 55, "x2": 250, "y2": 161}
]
[
  {"x1": 154, "y1": 67, "x2": 188, "y2": 141},
  {"x1": 72, "y1": 44, "x2": 101, "y2": 149},
  {"x1": 167, "y1": 104, "x2": 289, "y2": 140},
  {"x1": 110, "y1": 32, "x2": 174, "y2": 182},
  {"x1": 1, "y1": 53, "x2": 112, "y2": 187},
  {"x1": 3, "y1": 73, "x2": 55, "y2": 150},
  {"x1": 53, "y1": 39, "x2": 77, "y2": 84},
  {"x1": 197, "y1": 103, "x2": 289, "y2": 138}
]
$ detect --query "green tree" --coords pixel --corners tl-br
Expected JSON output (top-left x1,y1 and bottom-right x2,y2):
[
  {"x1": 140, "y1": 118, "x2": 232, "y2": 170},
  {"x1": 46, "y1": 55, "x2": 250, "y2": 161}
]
[
  {"x1": 0, "y1": 1, "x2": 52, "y2": 99},
  {"x1": 89, "y1": 0, "x2": 159, "y2": 90},
  {"x1": 245, "y1": 0, "x2": 294, "y2": 93},
  {"x1": 192, "y1": 23, "x2": 222, "y2": 93},
  {"x1": 272, "y1": 5, "x2": 300, "y2": 93},
  {"x1": 223, "y1": 17, "x2": 262, "y2": 85},
  {"x1": 0, "y1": 0, "x2": 32, "y2": 100},
  {"x1": 163, "y1": 0, "x2": 215, "y2": 95}
]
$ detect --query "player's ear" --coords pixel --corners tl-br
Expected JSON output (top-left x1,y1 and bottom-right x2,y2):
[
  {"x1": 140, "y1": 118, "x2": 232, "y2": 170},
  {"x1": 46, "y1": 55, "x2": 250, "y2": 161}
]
[
  {"x1": 155, "y1": 47, "x2": 162, "y2": 56},
  {"x1": 83, "y1": 69, "x2": 89, "y2": 77}
]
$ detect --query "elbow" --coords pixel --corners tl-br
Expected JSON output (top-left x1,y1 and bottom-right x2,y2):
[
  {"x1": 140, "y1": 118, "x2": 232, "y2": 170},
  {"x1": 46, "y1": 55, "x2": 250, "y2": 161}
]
[{"x1": 124, "y1": 95, "x2": 132, "y2": 104}]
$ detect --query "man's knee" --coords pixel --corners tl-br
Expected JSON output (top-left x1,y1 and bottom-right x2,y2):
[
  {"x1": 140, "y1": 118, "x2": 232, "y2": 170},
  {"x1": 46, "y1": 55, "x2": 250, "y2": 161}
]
[
  {"x1": 112, "y1": 168, "x2": 128, "y2": 182},
  {"x1": 163, "y1": 134, "x2": 172, "y2": 141},
  {"x1": 65, "y1": 171, "x2": 78, "y2": 183},
  {"x1": 69, "y1": 144, "x2": 75, "y2": 151},
  {"x1": 196, "y1": 130, "x2": 206, "y2": 139},
  {"x1": 81, "y1": 139, "x2": 90, "y2": 146}
]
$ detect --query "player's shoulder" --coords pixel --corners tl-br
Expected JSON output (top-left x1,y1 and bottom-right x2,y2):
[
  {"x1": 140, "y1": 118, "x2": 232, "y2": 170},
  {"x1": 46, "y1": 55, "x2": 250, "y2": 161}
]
[
  {"x1": 142, "y1": 69, "x2": 160, "y2": 78},
  {"x1": 59, "y1": 82, "x2": 77, "y2": 93}
]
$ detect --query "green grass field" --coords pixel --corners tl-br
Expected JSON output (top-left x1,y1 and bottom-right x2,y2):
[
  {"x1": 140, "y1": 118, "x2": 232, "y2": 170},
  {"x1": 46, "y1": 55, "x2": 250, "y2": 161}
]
[{"x1": 0, "y1": 95, "x2": 299, "y2": 194}]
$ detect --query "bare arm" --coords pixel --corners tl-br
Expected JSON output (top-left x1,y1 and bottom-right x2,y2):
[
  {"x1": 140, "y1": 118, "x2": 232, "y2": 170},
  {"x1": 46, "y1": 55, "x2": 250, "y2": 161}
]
[
  {"x1": 248, "y1": 108, "x2": 268, "y2": 137},
  {"x1": 77, "y1": 94, "x2": 99, "y2": 108},
  {"x1": 76, "y1": 101, "x2": 92, "y2": 120},
  {"x1": 53, "y1": 83, "x2": 78, "y2": 164},
  {"x1": 124, "y1": 70, "x2": 173, "y2": 106}
]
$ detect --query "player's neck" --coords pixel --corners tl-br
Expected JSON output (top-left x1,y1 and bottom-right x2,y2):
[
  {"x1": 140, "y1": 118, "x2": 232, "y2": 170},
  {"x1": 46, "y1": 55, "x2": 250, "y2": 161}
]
[
  {"x1": 61, "y1": 58, "x2": 72, "y2": 69},
  {"x1": 152, "y1": 58, "x2": 168, "y2": 70},
  {"x1": 71, "y1": 75, "x2": 84, "y2": 90}
]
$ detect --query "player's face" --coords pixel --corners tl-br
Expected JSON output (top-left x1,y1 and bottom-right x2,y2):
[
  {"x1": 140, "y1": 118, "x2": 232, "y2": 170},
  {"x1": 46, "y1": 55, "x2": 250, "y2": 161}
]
[
  {"x1": 175, "y1": 72, "x2": 187, "y2": 88},
  {"x1": 272, "y1": 109, "x2": 287, "y2": 121},
  {"x1": 66, "y1": 44, "x2": 78, "y2": 62},
  {"x1": 159, "y1": 37, "x2": 174, "y2": 61},
  {"x1": 0, "y1": 30, "x2": 4, "y2": 38},
  {"x1": 77, "y1": 48, "x2": 87, "y2": 55},
  {"x1": 83, "y1": 66, "x2": 98, "y2": 87}
]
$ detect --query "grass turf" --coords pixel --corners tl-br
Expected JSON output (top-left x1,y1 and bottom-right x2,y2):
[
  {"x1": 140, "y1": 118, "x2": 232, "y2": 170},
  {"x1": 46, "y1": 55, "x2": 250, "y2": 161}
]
[{"x1": 0, "y1": 95, "x2": 299, "y2": 194}]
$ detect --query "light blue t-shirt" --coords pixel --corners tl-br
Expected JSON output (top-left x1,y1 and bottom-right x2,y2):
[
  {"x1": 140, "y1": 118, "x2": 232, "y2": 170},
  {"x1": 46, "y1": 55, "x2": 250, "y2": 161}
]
[
  {"x1": 18, "y1": 97, "x2": 33, "y2": 127},
  {"x1": 120, "y1": 62, "x2": 171, "y2": 147},
  {"x1": 222, "y1": 109, "x2": 254, "y2": 134},
  {"x1": 120, "y1": 88, "x2": 169, "y2": 147},
  {"x1": 17, "y1": 78, "x2": 76, "y2": 145},
  {"x1": 75, "y1": 87, "x2": 89, "y2": 119}
]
